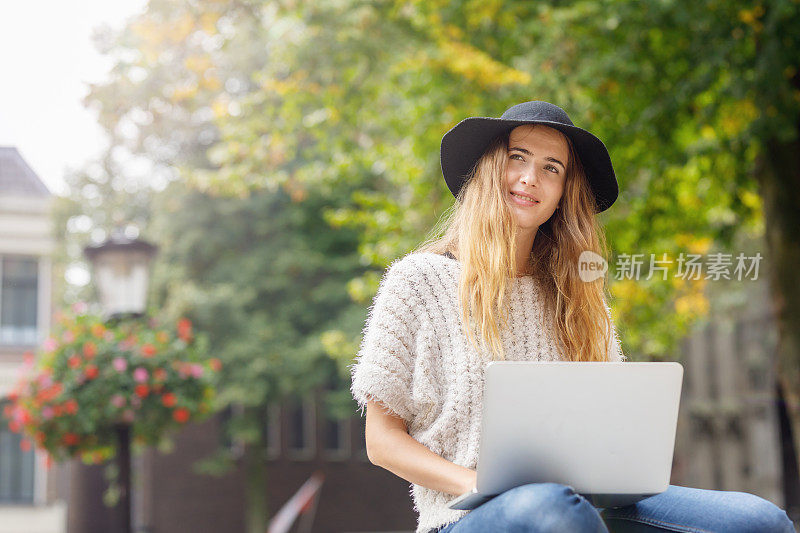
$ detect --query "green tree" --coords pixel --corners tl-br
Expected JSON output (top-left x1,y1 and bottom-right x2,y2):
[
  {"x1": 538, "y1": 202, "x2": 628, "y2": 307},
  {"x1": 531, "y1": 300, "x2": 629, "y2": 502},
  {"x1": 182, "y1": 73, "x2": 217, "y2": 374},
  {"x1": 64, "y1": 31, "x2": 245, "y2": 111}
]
[{"x1": 146, "y1": 179, "x2": 365, "y2": 531}]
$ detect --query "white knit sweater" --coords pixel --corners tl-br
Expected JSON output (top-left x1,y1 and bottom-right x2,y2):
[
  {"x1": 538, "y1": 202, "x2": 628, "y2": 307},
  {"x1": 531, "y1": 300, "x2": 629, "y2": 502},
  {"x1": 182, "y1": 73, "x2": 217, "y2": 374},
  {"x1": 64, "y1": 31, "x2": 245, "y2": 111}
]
[{"x1": 349, "y1": 252, "x2": 625, "y2": 533}]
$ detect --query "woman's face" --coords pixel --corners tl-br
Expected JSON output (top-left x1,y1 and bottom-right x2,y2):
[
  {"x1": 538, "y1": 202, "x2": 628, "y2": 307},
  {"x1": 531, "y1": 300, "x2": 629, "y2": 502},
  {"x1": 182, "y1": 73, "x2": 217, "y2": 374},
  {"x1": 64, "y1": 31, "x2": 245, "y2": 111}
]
[{"x1": 504, "y1": 124, "x2": 569, "y2": 233}]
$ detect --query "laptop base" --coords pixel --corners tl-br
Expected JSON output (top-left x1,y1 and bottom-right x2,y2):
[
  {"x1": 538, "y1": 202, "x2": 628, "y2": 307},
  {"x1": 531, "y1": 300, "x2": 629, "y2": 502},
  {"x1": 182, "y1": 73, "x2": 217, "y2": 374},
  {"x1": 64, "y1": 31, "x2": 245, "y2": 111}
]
[
  {"x1": 446, "y1": 488, "x2": 496, "y2": 510},
  {"x1": 447, "y1": 489, "x2": 660, "y2": 511},
  {"x1": 581, "y1": 492, "x2": 659, "y2": 509}
]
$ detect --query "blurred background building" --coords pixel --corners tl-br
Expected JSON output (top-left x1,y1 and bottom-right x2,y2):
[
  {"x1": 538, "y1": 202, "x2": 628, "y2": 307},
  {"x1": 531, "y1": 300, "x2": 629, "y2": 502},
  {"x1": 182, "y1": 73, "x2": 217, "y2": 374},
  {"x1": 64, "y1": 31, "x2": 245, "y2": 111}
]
[{"x1": 0, "y1": 146, "x2": 65, "y2": 532}]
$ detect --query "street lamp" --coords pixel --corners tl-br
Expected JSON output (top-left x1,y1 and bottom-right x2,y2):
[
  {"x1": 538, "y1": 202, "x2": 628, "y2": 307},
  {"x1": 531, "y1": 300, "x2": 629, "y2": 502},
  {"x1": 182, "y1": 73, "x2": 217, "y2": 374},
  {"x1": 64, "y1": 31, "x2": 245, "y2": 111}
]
[
  {"x1": 83, "y1": 231, "x2": 158, "y2": 533},
  {"x1": 83, "y1": 233, "x2": 158, "y2": 319}
]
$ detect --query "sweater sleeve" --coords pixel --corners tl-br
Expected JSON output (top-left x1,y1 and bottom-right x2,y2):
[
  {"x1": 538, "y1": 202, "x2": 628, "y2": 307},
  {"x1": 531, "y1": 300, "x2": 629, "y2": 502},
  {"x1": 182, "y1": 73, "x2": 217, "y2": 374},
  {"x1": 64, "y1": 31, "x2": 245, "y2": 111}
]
[
  {"x1": 605, "y1": 301, "x2": 627, "y2": 362},
  {"x1": 349, "y1": 257, "x2": 422, "y2": 423}
]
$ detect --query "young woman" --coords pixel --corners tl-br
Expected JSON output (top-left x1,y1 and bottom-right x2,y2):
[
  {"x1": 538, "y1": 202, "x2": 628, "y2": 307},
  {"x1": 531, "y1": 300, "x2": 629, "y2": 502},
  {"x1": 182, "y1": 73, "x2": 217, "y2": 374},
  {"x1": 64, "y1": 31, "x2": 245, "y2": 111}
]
[{"x1": 349, "y1": 101, "x2": 795, "y2": 533}]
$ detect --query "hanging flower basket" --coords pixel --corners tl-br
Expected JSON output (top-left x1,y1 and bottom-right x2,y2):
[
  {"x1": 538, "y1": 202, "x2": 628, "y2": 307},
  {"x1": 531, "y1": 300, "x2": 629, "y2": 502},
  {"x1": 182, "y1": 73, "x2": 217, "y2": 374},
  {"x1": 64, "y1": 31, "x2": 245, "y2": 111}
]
[{"x1": 2, "y1": 304, "x2": 221, "y2": 465}]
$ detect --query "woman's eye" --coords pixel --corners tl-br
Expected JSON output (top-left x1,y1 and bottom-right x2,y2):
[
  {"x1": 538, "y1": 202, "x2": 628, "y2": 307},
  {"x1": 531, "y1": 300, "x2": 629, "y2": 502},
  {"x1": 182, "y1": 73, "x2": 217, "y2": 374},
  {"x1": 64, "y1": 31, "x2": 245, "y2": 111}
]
[
  {"x1": 509, "y1": 153, "x2": 523, "y2": 161},
  {"x1": 546, "y1": 164, "x2": 559, "y2": 173}
]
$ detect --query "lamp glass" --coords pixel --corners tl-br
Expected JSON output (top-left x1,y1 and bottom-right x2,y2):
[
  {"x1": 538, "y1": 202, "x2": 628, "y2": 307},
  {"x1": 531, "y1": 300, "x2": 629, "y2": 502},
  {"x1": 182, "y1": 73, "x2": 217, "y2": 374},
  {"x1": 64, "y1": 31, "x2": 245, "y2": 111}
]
[{"x1": 92, "y1": 249, "x2": 152, "y2": 316}]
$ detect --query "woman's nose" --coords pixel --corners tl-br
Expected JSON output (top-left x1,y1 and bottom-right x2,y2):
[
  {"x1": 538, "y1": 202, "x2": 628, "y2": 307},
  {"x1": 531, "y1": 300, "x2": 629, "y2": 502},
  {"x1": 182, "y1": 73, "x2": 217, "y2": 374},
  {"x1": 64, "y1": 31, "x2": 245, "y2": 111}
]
[{"x1": 520, "y1": 171, "x2": 539, "y2": 186}]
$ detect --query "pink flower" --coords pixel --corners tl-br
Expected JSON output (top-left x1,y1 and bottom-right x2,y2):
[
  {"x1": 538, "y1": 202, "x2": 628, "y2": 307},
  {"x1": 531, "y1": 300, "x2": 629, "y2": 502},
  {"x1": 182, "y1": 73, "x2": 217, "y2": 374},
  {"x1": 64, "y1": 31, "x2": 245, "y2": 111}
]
[
  {"x1": 42, "y1": 406, "x2": 54, "y2": 420},
  {"x1": 62, "y1": 330, "x2": 75, "y2": 343},
  {"x1": 121, "y1": 409, "x2": 135, "y2": 423},
  {"x1": 42, "y1": 338, "x2": 58, "y2": 352},
  {"x1": 131, "y1": 396, "x2": 142, "y2": 409},
  {"x1": 111, "y1": 395, "x2": 126, "y2": 408},
  {"x1": 189, "y1": 364, "x2": 204, "y2": 378},
  {"x1": 72, "y1": 302, "x2": 88, "y2": 314},
  {"x1": 37, "y1": 374, "x2": 53, "y2": 388},
  {"x1": 113, "y1": 358, "x2": 128, "y2": 372},
  {"x1": 133, "y1": 367, "x2": 148, "y2": 383}
]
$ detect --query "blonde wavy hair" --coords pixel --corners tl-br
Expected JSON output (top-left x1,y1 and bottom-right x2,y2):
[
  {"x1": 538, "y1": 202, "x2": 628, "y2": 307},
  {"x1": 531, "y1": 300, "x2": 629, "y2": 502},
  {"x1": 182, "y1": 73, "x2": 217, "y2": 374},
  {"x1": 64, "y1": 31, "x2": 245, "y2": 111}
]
[{"x1": 415, "y1": 126, "x2": 615, "y2": 362}]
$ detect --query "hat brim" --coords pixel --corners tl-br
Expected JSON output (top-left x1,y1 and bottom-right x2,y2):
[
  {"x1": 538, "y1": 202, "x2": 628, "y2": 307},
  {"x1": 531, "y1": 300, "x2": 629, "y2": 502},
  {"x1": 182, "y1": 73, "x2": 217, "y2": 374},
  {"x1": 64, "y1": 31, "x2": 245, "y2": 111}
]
[{"x1": 440, "y1": 117, "x2": 618, "y2": 213}]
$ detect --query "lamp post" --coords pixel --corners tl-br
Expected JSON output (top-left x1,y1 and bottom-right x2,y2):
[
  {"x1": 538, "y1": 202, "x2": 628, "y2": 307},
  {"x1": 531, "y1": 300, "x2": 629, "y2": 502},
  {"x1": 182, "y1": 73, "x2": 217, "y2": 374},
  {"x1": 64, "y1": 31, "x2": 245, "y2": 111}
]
[{"x1": 83, "y1": 231, "x2": 158, "y2": 533}]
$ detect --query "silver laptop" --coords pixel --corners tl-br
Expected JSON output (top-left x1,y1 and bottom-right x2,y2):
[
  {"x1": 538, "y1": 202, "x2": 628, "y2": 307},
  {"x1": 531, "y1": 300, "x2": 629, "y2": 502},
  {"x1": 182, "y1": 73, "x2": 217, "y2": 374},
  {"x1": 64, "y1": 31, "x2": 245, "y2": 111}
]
[{"x1": 447, "y1": 361, "x2": 684, "y2": 510}]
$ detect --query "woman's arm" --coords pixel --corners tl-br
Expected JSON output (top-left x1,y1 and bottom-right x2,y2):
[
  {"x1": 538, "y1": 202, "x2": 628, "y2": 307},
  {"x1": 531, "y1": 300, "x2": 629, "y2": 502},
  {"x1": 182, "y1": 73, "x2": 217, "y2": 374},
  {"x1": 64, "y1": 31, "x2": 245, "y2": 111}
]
[{"x1": 365, "y1": 400, "x2": 477, "y2": 496}]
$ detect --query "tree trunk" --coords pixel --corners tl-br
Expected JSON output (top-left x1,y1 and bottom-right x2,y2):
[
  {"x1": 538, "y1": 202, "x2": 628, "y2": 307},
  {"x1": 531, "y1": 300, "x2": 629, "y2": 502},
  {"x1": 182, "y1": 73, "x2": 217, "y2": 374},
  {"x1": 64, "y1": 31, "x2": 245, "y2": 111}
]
[
  {"x1": 755, "y1": 136, "x2": 800, "y2": 512},
  {"x1": 243, "y1": 441, "x2": 270, "y2": 533}
]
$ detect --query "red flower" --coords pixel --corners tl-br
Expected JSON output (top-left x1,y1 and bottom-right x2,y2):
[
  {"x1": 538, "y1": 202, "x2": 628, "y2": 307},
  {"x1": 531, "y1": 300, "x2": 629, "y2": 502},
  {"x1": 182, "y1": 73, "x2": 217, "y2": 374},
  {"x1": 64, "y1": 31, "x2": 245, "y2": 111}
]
[
  {"x1": 83, "y1": 341, "x2": 97, "y2": 359},
  {"x1": 173, "y1": 408, "x2": 190, "y2": 423},
  {"x1": 84, "y1": 365, "x2": 99, "y2": 379},
  {"x1": 20, "y1": 439, "x2": 31, "y2": 452},
  {"x1": 20, "y1": 409, "x2": 33, "y2": 424},
  {"x1": 37, "y1": 384, "x2": 62, "y2": 403},
  {"x1": 52, "y1": 404, "x2": 64, "y2": 417},
  {"x1": 8, "y1": 420, "x2": 21, "y2": 433},
  {"x1": 161, "y1": 393, "x2": 177, "y2": 407},
  {"x1": 64, "y1": 399, "x2": 78, "y2": 415},
  {"x1": 141, "y1": 344, "x2": 157, "y2": 358},
  {"x1": 209, "y1": 358, "x2": 222, "y2": 372},
  {"x1": 153, "y1": 368, "x2": 167, "y2": 381},
  {"x1": 68, "y1": 355, "x2": 82, "y2": 369},
  {"x1": 135, "y1": 384, "x2": 150, "y2": 398},
  {"x1": 62, "y1": 433, "x2": 79, "y2": 446},
  {"x1": 177, "y1": 318, "x2": 192, "y2": 342}
]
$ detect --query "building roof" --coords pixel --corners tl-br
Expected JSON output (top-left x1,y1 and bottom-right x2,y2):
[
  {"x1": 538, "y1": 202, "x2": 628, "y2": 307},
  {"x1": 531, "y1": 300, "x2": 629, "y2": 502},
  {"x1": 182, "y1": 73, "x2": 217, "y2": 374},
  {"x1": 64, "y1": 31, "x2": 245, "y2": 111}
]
[{"x1": 0, "y1": 146, "x2": 51, "y2": 197}]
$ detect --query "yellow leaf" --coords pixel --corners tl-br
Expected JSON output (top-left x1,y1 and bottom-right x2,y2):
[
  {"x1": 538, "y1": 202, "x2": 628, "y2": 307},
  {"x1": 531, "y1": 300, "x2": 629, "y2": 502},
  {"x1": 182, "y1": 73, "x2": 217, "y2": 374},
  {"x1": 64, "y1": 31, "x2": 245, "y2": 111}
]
[
  {"x1": 739, "y1": 190, "x2": 761, "y2": 211},
  {"x1": 211, "y1": 98, "x2": 229, "y2": 118},
  {"x1": 171, "y1": 13, "x2": 195, "y2": 43},
  {"x1": 688, "y1": 237, "x2": 712, "y2": 255},
  {"x1": 171, "y1": 83, "x2": 198, "y2": 101},
  {"x1": 436, "y1": 40, "x2": 531, "y2": 89},
  {"x1": 185, "y1": 55, "x2": 212, "y2": 74},
  {"x1": 199, "y1": 12, "x2": 220, "y2": 34}
]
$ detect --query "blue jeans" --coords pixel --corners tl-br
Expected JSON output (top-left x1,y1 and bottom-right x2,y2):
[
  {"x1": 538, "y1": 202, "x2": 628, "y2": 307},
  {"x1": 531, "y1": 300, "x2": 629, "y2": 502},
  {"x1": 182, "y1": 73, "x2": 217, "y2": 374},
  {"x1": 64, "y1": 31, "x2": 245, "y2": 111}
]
[{"x1": 433, "y1": 483, "x2": 796, "y2": 532}]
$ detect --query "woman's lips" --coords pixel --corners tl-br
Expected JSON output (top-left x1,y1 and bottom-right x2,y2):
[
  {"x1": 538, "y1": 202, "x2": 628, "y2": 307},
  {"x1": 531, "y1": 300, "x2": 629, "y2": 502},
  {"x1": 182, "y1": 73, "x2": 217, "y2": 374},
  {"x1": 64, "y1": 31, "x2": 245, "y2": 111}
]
[{"x1": 510, "y1": 191, "x2": 540, "y2": 207}]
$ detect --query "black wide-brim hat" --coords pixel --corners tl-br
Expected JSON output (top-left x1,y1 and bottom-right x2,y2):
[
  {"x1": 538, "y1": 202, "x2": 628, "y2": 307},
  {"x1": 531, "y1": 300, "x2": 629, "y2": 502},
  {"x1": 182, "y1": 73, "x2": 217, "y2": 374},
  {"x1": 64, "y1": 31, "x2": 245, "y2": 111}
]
[{"x1": 440, "y1": 100, "x2": 618, "y2": 213}]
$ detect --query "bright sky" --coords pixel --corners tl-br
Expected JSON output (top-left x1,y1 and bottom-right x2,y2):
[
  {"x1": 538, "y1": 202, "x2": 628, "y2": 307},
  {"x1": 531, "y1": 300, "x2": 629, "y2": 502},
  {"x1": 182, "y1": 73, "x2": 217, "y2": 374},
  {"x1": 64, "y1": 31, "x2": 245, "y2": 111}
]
[{"x1": 0, "y1": 1, "x2": 148, "y2": 196}]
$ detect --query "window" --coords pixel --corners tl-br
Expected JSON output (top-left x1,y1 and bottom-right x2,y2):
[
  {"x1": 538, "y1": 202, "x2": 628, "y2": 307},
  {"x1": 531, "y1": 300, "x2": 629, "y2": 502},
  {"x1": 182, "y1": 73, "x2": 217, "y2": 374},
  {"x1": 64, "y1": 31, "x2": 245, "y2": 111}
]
[
  {"x1": 220, "y1": 403, "x2": 280, "y2": 460},
  {"x1": 264, "y1": 404, "x2": 280, "y2": 460},
  {"x1": 0, "y1": 400, "x2": 35, "y2": 503},
  {"x1": 353, "y1": 414, "x2": 368, "y2": 462},
  {"x1": 0, "y1": 256, "x2": 39, "y2": 346},
  {"x1": 286, "y1": 395, "x2": 315, "y2": 460},
  {"x1": 219, "y1": 404, "x2": 244, "y2": 459},
  {"x1": 321, "y1": 393, "x2": 350, "y2": 461}
]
